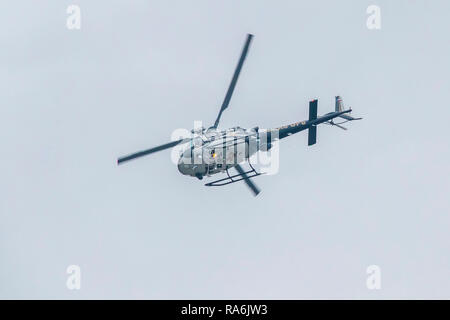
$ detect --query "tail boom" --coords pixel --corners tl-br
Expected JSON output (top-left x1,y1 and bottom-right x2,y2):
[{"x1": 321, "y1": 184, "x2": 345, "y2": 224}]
[{"x1": 272, "y1": 96, "x2": 361, "y2": 143}]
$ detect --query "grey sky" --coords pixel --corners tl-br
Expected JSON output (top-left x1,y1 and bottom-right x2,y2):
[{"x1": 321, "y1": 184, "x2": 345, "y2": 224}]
[{"x1": 1, "y1": 0, "x2": 449, "y2": 299}]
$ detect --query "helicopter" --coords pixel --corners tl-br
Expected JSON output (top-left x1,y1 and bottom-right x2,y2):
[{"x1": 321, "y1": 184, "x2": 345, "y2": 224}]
[{"x1": 117, "y1": 34, "x2": 362, "y2": 196}]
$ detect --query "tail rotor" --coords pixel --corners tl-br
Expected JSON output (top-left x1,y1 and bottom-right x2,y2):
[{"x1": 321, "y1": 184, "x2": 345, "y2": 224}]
[{"x1": 325, "y1": 96, "x2": 362, "y2": 130}]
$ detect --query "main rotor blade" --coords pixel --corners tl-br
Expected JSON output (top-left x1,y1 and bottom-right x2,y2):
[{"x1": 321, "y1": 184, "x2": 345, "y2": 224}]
[
  {"x1": 235, "y1": 164, "x2": 261, "y2": 196},
  {"x1": 212, "y1": 34, "x2": 254, "y2": 128},
  {"x1": 117, "y1": 139, "x2": 187, "y2": 165}
]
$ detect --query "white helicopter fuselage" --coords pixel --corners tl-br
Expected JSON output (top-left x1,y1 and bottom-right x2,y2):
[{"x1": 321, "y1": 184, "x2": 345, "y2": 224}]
[
  {"x1": 177, "y1": 127, "x2": 261, "y2": 179},
  {"x1": 117, "y1": 33, "x2": 361, "y2": 196}
]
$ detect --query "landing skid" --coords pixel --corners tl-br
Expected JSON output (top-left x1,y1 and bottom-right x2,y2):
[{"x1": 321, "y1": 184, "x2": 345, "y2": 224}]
[{"x1": 204, "y1": 162, "x2": 262, "y2": 187}]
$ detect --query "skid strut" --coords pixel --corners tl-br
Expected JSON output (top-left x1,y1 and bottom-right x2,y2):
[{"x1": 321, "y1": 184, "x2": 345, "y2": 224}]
[{"x1": 205, "y1": 162, "x2": 262, "y2": 187}]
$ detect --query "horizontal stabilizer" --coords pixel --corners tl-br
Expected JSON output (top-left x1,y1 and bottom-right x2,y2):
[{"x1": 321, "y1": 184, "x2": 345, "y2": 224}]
[
  {"x1": 308, "y1": 99, "x2": 318, "y2": 145},
  {"x1": 309, "y1": 99, "x2": 318, "y2": 121},
  {"x1": 339, "y1": 113, "x2": 362, "y2": 121},
  {"x1": 308, "y1": 126, "x2": 317, "y2": 146}
]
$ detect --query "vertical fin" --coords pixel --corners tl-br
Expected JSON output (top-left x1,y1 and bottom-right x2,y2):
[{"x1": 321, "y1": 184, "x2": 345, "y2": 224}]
[{"x1": 335, "y1": 96, "x2": 344, "y2": 112}]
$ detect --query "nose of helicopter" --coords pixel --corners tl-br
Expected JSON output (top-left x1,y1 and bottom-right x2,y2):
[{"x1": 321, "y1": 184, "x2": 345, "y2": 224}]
[
  {"x1": 177, "y1": 159, "x2": 207, "y2": 179},
  {"x1": 177, "y1": 161, "x2": 192, "y2": 176}
]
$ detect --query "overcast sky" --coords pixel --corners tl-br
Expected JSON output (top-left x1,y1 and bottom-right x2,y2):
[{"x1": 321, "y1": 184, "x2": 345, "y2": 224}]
[{"x1": 1, "y1": 0, "x2": 449, "y2": 299}]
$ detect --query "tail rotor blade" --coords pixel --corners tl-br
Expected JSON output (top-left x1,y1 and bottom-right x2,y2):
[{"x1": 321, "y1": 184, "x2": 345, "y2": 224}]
[
  {"x1": 333, "y1": 123, "x2": 347, "y2": 130},
  {"x1": 235, "y1": 164, "x2": 261, "y2": 196}
]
